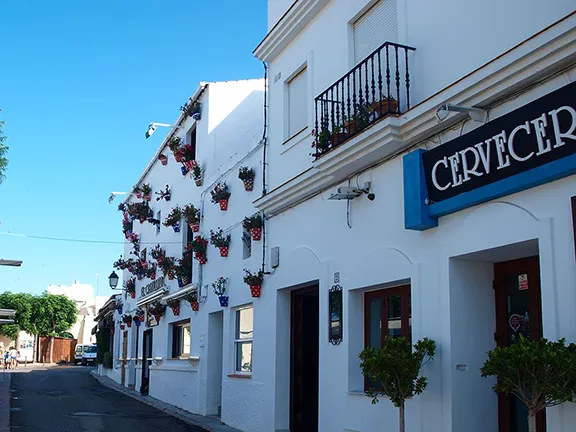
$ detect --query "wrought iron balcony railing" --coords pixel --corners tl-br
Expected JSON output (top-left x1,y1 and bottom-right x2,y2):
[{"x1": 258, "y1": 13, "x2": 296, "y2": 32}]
[{"x1": 313, "y1": 41, "x2": 416, "y2": 157}]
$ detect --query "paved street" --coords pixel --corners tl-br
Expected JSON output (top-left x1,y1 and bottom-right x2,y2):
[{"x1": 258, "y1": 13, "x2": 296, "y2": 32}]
[{"x1": 9, "y1": 366, "x2": 206, "y2": 432}]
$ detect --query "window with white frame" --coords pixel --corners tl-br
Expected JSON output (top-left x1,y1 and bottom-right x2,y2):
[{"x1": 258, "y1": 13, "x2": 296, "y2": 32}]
[
  {"x1": 286, "y1": 67, "x2": 308, "y2": 139},
  {"x1": 171, "y1": 320, "x2": 191, "y2": 358},
  {"x1": 234, "y1": 306, "x2": 253, "y2": 373},
  {"x1": 353, "y1": 0, "x2": 398, "y2": 65}
]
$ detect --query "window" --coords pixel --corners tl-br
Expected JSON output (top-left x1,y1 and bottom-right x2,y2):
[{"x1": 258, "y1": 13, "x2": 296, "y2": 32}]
[
  {"x1": 364, "y1": 285, "x2": 411, "y2": 348},
  {"x1": 286, "y1": 68, "x2": 308, "y2": 138},
  {"x1": 234, "y1": 306, "x2": 253, "y2": 373},
  {"x1": 187, "y1": 126, "x2": 197, "y2": 160},
  {"x1": 141, "y1": 248, "x2": 147, "y2": 262},
  {"x1": 242, "y1": 227, "x2": 252, "y2": 259},
  {"x1": 182, "y1": 225, "x2": 194, "y2": 282},
  {"x1": 171, "y1": 320, "x2": 191, "y2": 358},
  {"x1": 353, "y1": 0, "x2": 398, "y2": 64},
  {"x1": 156, "y1": 211, "x2": 161, "y2": 235}
]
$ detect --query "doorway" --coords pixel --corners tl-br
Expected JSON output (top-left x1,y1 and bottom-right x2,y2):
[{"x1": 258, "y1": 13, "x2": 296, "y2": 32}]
[
  {"x1": 207, "y1": 311, "x2": 224, "y2": 416},
  {"x1": 140, "y1": 329, "x2": 153, "y2": 395},
  {"x1": 494, "y1": 256, "x2": 545, "y2": 432},
  {"x1": 121, "y1": 331, "x2": 128, "y2": 386},
  {"x1": 290, "y1": 286, "x2": 319, "y2": 432}
]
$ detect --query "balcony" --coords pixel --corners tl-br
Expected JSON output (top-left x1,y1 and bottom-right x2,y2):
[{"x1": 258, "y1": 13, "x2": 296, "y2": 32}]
[{"x1": 313, "y1": 41, "x2": 415, "y2": 157}]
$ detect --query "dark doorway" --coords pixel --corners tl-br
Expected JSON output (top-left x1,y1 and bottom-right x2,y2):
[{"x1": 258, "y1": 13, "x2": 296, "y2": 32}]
[
  {"x1": 140, "y1": 329, "x2": 153, "y2": 395},
  {"x1": 290, "y1": 285, "x2": 319, "y2": 432},
  {"x1": 494, "y1": 256, "x2": 545, "y2": 432}
]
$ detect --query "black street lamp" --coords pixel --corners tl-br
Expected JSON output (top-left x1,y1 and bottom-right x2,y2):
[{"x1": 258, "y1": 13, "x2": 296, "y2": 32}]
[{"x1": 108, "y1": 271, "x2": 120, "y2": 290}]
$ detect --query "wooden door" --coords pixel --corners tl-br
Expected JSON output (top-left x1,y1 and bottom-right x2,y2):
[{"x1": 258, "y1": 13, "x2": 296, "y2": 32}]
[
  {"x1": 494, "y1": 256, "x2": 545, "y2": 432},
  {"x1": 121, "y1": 331, "x2": 128, "y2": 386},
  {"x1": 140, "y1": 329, "x2": 153, "y2": 395}
]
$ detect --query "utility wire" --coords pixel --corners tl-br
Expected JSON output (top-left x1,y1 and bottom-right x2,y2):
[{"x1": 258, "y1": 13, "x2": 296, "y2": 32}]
[{"x1": 0, "y1": 231, "x2": 183, "y2": 245}]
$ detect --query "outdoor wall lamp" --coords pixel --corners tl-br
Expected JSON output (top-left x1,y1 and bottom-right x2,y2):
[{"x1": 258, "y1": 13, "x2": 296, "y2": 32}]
[
  {"x1": 436, "y1": 103, "x2": 487, "y2": 122},
  {"x1": 108, "y1": 191, "x2": 127, "y2": 204},
  {"x1": 108, "y1": 271, "x2": 120, "y2": 290},
  {"x1": 145, "y1": 122, "x2": 181, "y2": 139}
]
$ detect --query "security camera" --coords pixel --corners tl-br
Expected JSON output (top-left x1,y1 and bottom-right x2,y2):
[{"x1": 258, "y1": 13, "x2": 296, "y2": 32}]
[
  {"x1": 366, "y1": 193, "x2": 376, "y2": 201},
  {"x1": 145, "y1": 123, "x2": 157, "y2": 139}
]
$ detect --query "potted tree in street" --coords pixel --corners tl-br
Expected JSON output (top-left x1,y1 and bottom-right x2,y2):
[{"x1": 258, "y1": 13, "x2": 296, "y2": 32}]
[
  {"x1": 359, "y1": 337, "x2": 436, "y2": 432},
  {"x1": 210, "y1": 228, "x2": 231, "y2": 257},
  {"x1": 481, "y1": 335, "x2": 576, "y2": 432}
]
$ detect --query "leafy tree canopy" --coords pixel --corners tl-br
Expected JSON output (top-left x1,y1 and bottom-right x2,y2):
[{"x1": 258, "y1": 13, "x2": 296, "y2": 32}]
[{"x1": 0, "y1": 292, "x2": 35, "y2": 340}]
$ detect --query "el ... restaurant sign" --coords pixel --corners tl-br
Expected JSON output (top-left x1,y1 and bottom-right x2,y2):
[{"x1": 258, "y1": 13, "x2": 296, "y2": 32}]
[
  {"x1": 422, "y1": 81, "x2": 576, "y2": 203},
  {"x1": 141, "y1": 276, "x2": 166, "y2": 297}
]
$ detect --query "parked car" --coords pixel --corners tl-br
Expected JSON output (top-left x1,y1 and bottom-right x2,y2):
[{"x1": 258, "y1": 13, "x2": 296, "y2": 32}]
[
  {"x1": 74, "y1": 344, "x2": 92, "y2": 365},
  {"x1": 81, "y1": 345, "x2": 97, "y2": 366}
]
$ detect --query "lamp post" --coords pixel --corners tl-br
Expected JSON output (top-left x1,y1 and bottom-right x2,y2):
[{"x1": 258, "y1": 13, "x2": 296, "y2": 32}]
[{"x1": 108, "y1": 271, "x2": 120, "y2": 290}]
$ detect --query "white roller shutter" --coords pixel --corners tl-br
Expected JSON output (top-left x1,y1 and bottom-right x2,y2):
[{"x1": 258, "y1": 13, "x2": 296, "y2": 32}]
[
  {"x1": 287, "y1": 68, "x2": 308, "y2": 137},
  {"x1": 353, "y1": 0, "x2": 398, "y2": 64}
]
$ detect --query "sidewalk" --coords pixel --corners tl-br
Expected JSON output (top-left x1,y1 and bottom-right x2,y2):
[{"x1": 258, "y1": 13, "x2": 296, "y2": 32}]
[
  {"x1": 0, "y1": 369, "x2": 11, "y2": 432},
  {"x1": 91, "y1": 371, "x2": 242, "y2": 432}
]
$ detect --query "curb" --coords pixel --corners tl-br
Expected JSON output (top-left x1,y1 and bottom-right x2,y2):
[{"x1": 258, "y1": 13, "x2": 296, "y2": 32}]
[{"x1": 91, "y1": 371, "x2": 237, "y2": 432}]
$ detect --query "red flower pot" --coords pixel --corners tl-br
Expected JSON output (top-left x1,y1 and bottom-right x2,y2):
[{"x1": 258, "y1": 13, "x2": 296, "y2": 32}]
[
  {"x1": 243, "y1": 178, "x2": 254, "y2": 192},
  {"x1": 145, "y1": 195, "x2": 151, "y2": 202},
  {"x1": 250, "y1": 227, "x2": 262, "y2": 241},
  {"x1": 120, "y1": 324, "x2": 125, "y2": 330},
  {"x1": 171, "y1": 307, "x2": 180, "y2": 316},
  {"x1": 129, "y1": 292, "x2": 135, "y2": 299},
  {"x1": 136, "y1": 192, "x2": 142, "y2": 199},
  {"x1": 126, "y1": 321, "x2": 132, "y2": 328},
  {"x1": 190, "y1": 301, "x2": 199, "y2": 311},
  {"x1": 219, "y1": 199, "x2": 229, "y2": 211},
  {"x1": 154, "y1": 315, "x2": 162, "y2": 323},
  {"x1": 150, "y1": 272, "x2": 156, "y2": 280},
  {"x1": 159, "y1": 154, "x2": 168, "y2": 165},
  {"x1": 250, "y1": 285, "x2": 262, "y2": 298},
  {"x1": 197, "y1": 254, "x2": 207, "y2": 265},
  {"x1": 167, "y1": 271, "x2": 175, "y2": 280},
  {"x1": 194, "y1": 178, "x2": 203, "y2": 187},
  {"x1": 190, "y1": 223, "x2": 199, "y2": 233},
  {"x1": 219, "y1": 246, "x2": 229, "y2": 257}
]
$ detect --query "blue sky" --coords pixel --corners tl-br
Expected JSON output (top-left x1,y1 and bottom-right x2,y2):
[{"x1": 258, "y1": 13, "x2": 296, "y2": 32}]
[{"x1": 0, "y1": 0, "x2": 267, "y2": 297}]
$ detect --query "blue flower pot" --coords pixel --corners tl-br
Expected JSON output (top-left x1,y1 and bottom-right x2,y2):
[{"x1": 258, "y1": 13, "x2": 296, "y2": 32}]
[
  {"x1": 218, "y1": 296, "x2": 229, "y2": 307},
  {"x1": 181, "y1": 166, "x2": 189, "y2": 176},
  {"x1": 134, "y1": 319, "x2": 141, "y2": 327},
  {"x1": 129, "y1": 215, "x2": 136, "y2": 222},
  {"x1": 177, "y1": 277, "x2": 184, "y2": 288},
  {"x1": 117, "y1": 306, "x2": 123, "y2": 315},
  {"x1": 173, "y1": 225, "x2": 180, "y2": 233}
]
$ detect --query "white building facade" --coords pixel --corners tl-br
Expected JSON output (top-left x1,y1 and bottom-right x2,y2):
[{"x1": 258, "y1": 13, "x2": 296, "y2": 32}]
[
  {"x1": 101, "y1": 79, "x2": 267, "y2": 431},
  {"x1": 253, "y1": 1, "x2": 576, "y2": 432}
]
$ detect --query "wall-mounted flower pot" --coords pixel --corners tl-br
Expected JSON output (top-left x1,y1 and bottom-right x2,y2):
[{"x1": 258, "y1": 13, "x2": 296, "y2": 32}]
[
  {"x1": 136, "y1": 192, "x2": 142, "y2": 199},
  {"x1": 120, "y1": 324, "x2": 125, "y2": 330},
  {"x1": 219, "y1": 247, "x2": 229, "y2": 257},
  {"x1": 171, "y1": 307, "x2": 180, "y2": 316},
  {"x1": 177, "y1": 275, "x2": 190, "y2": 288},
  {"x1": 250, "y1": 227, "x2": 262, "y2": 241},
  {"x1": 250, "y1": 285, "x2": 262, "y2": 298},
  {"x1": 150, "y1": 271, "x2": 156, "y2": 280},
  {"x1": 137, "y1": 273, "x2": 145, "y2": 280},
  {"x1": 243, "y1": 179, "x2": 254, "y2": 192},
  {"x1": 145, "y1": 195, "x2": 151, "y2": 202},
  {"x1": 129, "y1": 292, "x2": 135, "y2": 299},
  {"x1": 196, "y1": 254, "x2": 207, "y2": 265},
  {"x1": 165, "y1": 194, "x2": 171, "y2": 202},
  {"x1": 190, "y1": 301, "x2": 199, "y2": 311},
  {"x1": 173, "y1": 225, "x2": 180, "y2": 233},
  {"x1": 154, "y1": 315, "x2": 162, "y2": 323},
  {"x1": 159, "y1": 154, "x2": 168, "y2": 165},
  {"x1": 219, "y1": 199, "x2": 229, "y2": 211},
  {"x1": 117, "y1": 306, "x2": 123, "y2": 314},
  {"x1": 192, "y1": 112, "x2": 201, "y2": 121},
  {"x1": 126, "y1": 321, "x2": 132, "y2": 328},
  {"x1": 194, "y1": 178, "x2": 203, "y2": 187},
  {"x1": 190, "y1": 223, "x2": 199, "y2": 233},
  {"x1": 134, "y1": 319, "x2": 141, "y2": 327},
  {"x1": 129, "y1": 215, "x2": 136, "y2": 222},
  {"x1": 218, "y1": 295, "x2": 229, "y2": 307},
  {"x1": 181, "y1": 166, "x2": 189, "y2": 176},
  {"x1": 167, "y1": 271, "x2": 175, "y2": 280}
]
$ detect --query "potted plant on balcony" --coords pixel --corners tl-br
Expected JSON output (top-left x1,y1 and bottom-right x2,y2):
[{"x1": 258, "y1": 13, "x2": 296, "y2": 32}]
[
  {"x1": 183, "y1": 204, "x2": 201, "y2": 232},
  {"x1": 242, "y1": 214, "x2": 263, "y2": 241},
  {"x1": 189, "y1": 160, "x2": 203, "y2": 186},
  {"x1": 167, "y1": 299, "x2": 181, "y2": 316},
  {"x1": 175, "y1": 258, "x2": 192, "y2": 287},
  {"x1": 124, "y1": 278, "x2": 136, "y2": 299},
  {"x1": 212, "y1": 277, "x2": 228, "y2": 307},
  {"x1": 163, "y1": 206, "x2": 182, "y2": 232},
  {"x1": 184, "y1": 290, "x2": 199, "y2": 311},
  {"x1": 243, "y1": 269, "x2": 264, "y2": 298},
  {"x1": 238, "y1": 166, "x2": 255, "y2": 191},
  {"x1": 311, "y1": 126, "x2": 347, "y2": 157},
  {"x1": 148, "y1": 301, "x2": 166, "y2": 323},
  {"x1": 343, "y1": 103, "x2": 373, "y2": 135},
  {"x1": 210, "y1": 228, "x2": 231, "y2": 257},
  {"x1": 122, "y1": 314, "x2": 133, "y2": 328},
  {"x1": 367, "y1": 96, "x2": 399, "y2": 117},
  {"x1": 155, "y1": 185, "x2": 171, "y2": 202},
  {"x1": 210, "y1": 182, "x2": 231, "y2": 211},
  {"x1": 141, "y1": 183, "x2": 152, "y2": 201},
  {"x1": 188, "y1": 235, "x2": 208, "y2": 264}
]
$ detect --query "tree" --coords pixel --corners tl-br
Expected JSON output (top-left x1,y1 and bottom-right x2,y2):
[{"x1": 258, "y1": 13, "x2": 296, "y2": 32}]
[
  {"x1": 0, "y1": 109, "x2": 8, "y2": 184},
  {"x1": 359, "y1": 337, "x2": 436, "y2": 432},
  {"x1": 31, "y1": 294, "x2": 77, "y2": 363},
  {"x1": 481, "y1": 335, "x2": 576, "y2": 432},
  {"x1": 0, "y1": 292, "x2": 35, "y2": 342}
]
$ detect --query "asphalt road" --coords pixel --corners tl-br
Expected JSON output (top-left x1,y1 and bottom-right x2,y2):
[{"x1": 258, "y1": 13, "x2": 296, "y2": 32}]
[{"x1": 10, "y1": 366, "x2": 206, "y2": 432}]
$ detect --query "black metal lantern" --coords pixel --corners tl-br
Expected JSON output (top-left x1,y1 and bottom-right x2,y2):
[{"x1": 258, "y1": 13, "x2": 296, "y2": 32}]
[
  {"x1": 328, "y1": 284, "x2": 343, "y2": 345},
  {"x1": 108, "y1": 271, "x2": 119, "y2": 289}
]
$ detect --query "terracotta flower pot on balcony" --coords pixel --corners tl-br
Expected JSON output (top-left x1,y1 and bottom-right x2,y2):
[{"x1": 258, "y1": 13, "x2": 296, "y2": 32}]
[
  {"x1": 145, "y1": 195, "x2": 151, "y2": 202},
  {"x1": 250, "y1": 227, "x2": 262, "y2": 241},
  {"x1": 243, "y1": 178, "x2": 254, "y2": 192},
  {"x1": 159, "y1": 154, "x2": 168, "y2": 165},
  {"x1": 190, "y1": 301, "x2": 199, "y2": 311},
  {"x1": 250, "y1": 285, "x2": 262, "y2": 298},
  {"x1": 219, "y1": 199, "x2": 229, "y2": 211},
  {"x1": 190, "y1": 223, "x2": 199, "y2": 233},
  {"x1": 219, "y1": 246, "x2": 229, "y2": 257},
  {"x1": 368, "y1": 98, "x2": 399, "y2": 116}
]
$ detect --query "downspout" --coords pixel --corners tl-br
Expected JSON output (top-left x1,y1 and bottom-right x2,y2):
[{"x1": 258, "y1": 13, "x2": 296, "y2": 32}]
[{"x1": 261, "y1": 62, "x2": 270, "y2": 274}]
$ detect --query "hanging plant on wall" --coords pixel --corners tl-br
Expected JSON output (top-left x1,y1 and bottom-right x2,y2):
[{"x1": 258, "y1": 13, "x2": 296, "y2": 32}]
[
  {"x1": 155, "y1": 185, "x2": 171, "y2": 202},
  {"x1": 126, "y1": 232, "x2": 140, "y2": 252},
  {"x1": 175, "y1": 258, "x2": 192, "y2": 287},
  {"x1": 187, "y1": 235, "x2": 208, "y2": 264},
  {"x1": 183, "y1": 204, "x2": 201, "y2": 232},
  {"x1": 133, "y1": 185, "x2": 143, "y2": 199},
  {"x1": 163, "y1": 206, "x2": 182, "y2": 232},
  {"x1": 180, "y1": 100, "x2": 202, "y2": 120},
  {"x1": 141, "y1": 183, "x2": 152, "y2": 202},
  {"x1": 243, "y1": 269, "x2": 264, "y2": 298},
  {"x1": 158, "y1": 153, "x2": 168, "y2": 166},
  {"x1": 122, "y1": 215, "x2": 133, "y2": 239},
  {"x1": 127, "y1": 202, "x2": 151, "y2": 223},
  {"x1": 189, "y1": 160, "x2": 203, "y2": 186},
  {"x1": 151, "y1": 244, "x2": 167, "y2": 265},
  {"x1": 160, "y1": 256, "x2": 177, "y2": 280},
  {"x1": 242, "y1": 214, "x2": 264, "y2": 241},
  {"x1": 212, "y1": 277, "x2": 228, "y2": 307},
  {"x1": 238, "y1": 166, "x2": 256, "y2": 192},
  {"x1": 122, "y1": 314, "x2": 133, "y2": 328},
  {"x1": 124, "y1": 278, "x2": 136, "y2": 299},
  {"x1": 147, "y1": 263, "x2": 157, "y2": 280},
  {"x1": 210, "y1": 228, "x2": 231, "y2": 257},
  {"x1": 113, "y1": 256, "x2": 130, "y2": 271},
  {"x1": 184, "y1": 290, "x2": 199, "y2": 311},
  {"x1": 148, "y1": 301, "x2": 166, "y2": 323},
  {"x1": 167, "y1": 299, "x2": 181, "y2": 316},
  {"x1": 133, "y1": 309, "x2": 145, "y2": 327},
  {"x1": 210, "y1": 182, "x2": 231, "y2": 211}
]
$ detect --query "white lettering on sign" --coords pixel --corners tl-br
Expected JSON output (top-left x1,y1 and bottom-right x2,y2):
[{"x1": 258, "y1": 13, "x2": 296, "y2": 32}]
[{"x1": 429, "y1": 104, "x2": 576, "y2": 193}]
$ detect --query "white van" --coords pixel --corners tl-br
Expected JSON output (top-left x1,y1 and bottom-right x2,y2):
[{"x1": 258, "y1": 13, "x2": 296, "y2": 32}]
[{"x1": 74, "y1": 344, "x2": 92, "y2": 365}]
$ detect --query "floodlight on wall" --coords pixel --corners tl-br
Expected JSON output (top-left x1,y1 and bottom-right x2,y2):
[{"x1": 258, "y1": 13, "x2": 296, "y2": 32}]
[
  {"x1": 328, "y1": 182, "x2": 374, "y2": 201},
  {"x1": 108, "y1": 191, "x2": 127, "y2": 204},
  {"x1": 145, "y1": 122, "x2": 179, "y2": 139},
  {"x1": 436, "y1": 103, "x2": 487, "y2": 123}
]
